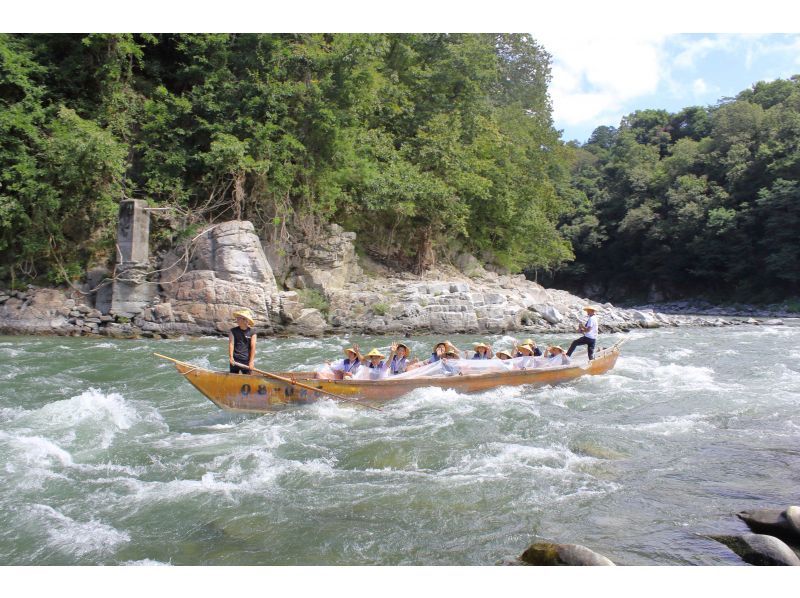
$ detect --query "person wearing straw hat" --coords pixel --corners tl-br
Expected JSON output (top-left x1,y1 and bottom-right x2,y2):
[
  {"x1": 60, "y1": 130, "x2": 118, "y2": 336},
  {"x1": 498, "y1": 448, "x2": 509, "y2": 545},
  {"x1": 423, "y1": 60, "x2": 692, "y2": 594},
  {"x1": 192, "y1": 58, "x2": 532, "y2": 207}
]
[
  {"x1": 363, "y1": 348, "x2": 388, "y2": 380},
  {"x1": 423, "y1": 341, "x2": 449, "y2": 364},
  {"x1": 544, "y1": 345, "x2": 571, "y2": 366},
  {"x1": 514, "y1": 338, "x2": 542, "y2": 357},
  {"x1": 513, "y1": 343, "x2": 537, "y2": 369},
  {"x1": 229, "y1": 309, "x2": 257, "y2": 374},
  {"x1": 567, "y1": 305, "x2": 600, "y2": 361},
  {"x1": 329, "y1": 345, "x2": 363, "y2": 379},
  {"x1": 472, "y1": 342, "x2": 492, "y2": 359},
  {"x1": 387, "y1": 342, "x2": 411, "y2": 375},
  {"x1": 495, "y1": 349, "x2": 513, "y2": 361}
]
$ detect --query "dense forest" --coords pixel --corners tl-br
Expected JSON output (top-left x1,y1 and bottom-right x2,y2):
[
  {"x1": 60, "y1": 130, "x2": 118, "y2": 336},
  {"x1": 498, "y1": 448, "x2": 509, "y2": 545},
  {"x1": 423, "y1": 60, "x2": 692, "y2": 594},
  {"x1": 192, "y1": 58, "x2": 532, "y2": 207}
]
[
  {"x1": 549, "y1": 76, "x2": 800, "y2": 303},
  {"x1": 1, "y1": 33, "x2": 798, "y2": 303},
  {"x1": 0, "y1": 33, "x2": 570, "y2": 284}
]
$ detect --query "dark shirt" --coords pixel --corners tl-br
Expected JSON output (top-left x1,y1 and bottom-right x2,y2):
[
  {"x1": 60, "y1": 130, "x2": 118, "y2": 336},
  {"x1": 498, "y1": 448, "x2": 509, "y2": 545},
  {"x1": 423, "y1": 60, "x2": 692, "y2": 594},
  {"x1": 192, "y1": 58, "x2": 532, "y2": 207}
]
[{"x1": 230, "y1": 326, "x2": 254, "y2": 363}]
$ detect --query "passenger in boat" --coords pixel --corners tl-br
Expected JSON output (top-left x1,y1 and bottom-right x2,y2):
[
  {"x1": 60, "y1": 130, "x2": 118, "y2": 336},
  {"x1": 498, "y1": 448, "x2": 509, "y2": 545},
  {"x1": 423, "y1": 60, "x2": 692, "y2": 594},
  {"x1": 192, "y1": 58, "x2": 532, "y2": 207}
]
[
  {"x1": 229, "y1": 309, "x2": 257, "y2": 374},
  {"x1": 567, "y1": 306, "x2": 599, "y2": 361},
  {"x1": 514, "y1": 344, "x2": 538, "y2": 369},
  {"x1": 387, "y1": 342, "x2": 410, "y2": 375},
  {"x1": 363, "y1": 348, "x2": 388, "y2": 380},
  {"x1": 329, "y1": 345, "x2": 363, "y2": 379},
  {"x1": 495, "y1": 349, "x2": 513, "y2": 360},
  {"x1": 514, "y1": 338, "x2": 542, "y2": 357},
  {"x1": 544, "y1": 345, "x2": 571, "y2": 366},
  {"x1": 472, "y1": 342, "x2": 492, "y2": 359},
  {"x1": 414, "y1": 341, "x2": 447, "y2": 367}
]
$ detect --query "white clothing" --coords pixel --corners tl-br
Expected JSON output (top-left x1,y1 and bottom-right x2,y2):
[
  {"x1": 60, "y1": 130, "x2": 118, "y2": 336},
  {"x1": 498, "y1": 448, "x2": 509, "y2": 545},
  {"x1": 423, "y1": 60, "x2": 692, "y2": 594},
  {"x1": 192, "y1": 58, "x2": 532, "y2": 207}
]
[
  {"x1": 584, "y1": 314, "x2": 598, "y2": 340},
  {"x1": 545, "y1": 354, "x2": 571, "y2": 366}
]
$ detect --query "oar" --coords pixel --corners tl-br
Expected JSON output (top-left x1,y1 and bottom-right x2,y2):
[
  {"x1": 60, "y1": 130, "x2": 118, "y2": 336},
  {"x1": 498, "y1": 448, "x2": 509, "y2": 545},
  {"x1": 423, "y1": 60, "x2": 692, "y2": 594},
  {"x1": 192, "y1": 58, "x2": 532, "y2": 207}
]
[{"x1": 232, "y1": 362, "x2": 383, "y2": 412}]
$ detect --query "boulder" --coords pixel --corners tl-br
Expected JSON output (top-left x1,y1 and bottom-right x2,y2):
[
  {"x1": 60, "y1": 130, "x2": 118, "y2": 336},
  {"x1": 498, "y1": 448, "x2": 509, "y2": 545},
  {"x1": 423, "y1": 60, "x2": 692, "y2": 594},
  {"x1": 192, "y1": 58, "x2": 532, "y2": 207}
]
[
  {"x1": 520, "y1": 542, "x2": 615, "y2": 566},
  {"x1": 711, "y1": 533, "x2": 800, "y2": 566},
  {"x1": 159, "y1": 221, "x2": 280, "y2": 334},
  {"x1": 530, "y1": 304, "x2": 563, "y2": 325},
  {"x1": 631, "y1": 309, "x2": 660, "y2": 328},
  {"x1": 737, "y1": 507, "x2": 800, "y2": 547},
  {"x1": 286, "y1": 308, "x2": 327, "y2": 337}
]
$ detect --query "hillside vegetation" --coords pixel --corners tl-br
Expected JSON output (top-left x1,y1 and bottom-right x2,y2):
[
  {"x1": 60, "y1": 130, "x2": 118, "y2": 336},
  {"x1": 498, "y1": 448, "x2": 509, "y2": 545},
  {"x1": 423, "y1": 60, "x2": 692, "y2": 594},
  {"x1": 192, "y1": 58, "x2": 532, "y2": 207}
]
[
  {"x1": 0, "y1": 33, "x2": 570, "y2": 284},
  {"x1": 1, "y1": 33, "x2": 798, "y2": 302},
  {"x1": 552, "y1": 77, "x2": 800, "y2": 302}
]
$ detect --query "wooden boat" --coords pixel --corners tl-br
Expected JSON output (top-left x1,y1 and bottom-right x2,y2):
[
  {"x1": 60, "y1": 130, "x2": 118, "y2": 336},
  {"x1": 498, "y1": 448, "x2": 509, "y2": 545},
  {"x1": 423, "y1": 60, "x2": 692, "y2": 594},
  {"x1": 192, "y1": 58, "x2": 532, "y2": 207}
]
[{"x1": 155, "y1": 341, "x2": 623, "y2": 413}]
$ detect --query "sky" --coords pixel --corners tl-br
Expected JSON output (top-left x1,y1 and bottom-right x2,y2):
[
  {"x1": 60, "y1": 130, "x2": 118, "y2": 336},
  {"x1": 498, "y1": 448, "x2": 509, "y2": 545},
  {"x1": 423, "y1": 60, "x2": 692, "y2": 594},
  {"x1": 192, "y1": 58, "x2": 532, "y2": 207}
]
[{"x1": 537, "y1": 33, "x2": 800, "y2": 143}]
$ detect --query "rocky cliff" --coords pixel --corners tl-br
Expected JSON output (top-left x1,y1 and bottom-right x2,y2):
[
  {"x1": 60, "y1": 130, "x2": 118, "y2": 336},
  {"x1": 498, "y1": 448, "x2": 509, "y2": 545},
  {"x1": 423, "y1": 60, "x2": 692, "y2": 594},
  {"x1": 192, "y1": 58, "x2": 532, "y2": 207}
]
[{"x1": 0, "y1": 220, "x2": 763, "y2": 338}]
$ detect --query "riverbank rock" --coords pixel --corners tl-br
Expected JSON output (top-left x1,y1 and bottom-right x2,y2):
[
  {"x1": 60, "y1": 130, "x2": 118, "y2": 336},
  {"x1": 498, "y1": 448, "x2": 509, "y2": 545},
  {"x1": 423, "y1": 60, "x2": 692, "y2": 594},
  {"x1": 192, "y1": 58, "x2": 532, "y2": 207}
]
[
  {"x1": 0, "y1": 219, "x2": 760, "y2": 338},
  {"x1": 520, "y1": 542, "x2": 615, "y2": 566},
  {"x1": 710, "y1": 533, "x2": 800, "y2": 566},
  {"x1": 737, "y1": 507, "x2": 800, "y2": 547},
  {"x1": 158, "y1": 221, "x2": 281, "y2": 334}
]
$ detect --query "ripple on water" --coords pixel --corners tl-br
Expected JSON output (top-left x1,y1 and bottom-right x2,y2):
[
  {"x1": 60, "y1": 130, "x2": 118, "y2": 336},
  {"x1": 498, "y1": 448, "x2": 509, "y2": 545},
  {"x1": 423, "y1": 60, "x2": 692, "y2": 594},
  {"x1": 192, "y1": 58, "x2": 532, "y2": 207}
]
[{"x1": 26, "y1": 504, "x2": 130, "y2": 558}]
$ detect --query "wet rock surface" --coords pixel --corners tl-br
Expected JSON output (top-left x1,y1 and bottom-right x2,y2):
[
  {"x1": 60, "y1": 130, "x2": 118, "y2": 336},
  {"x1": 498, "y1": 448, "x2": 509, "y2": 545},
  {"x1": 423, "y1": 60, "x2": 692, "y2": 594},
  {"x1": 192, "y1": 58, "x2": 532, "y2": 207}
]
[
  {"x1": 0, "y1": 220, "x2": 782, "y2": 338},
  {"x1": 519, "y1": 542, "x2": 615, "y2": 566},
  {"x1": 710, "y1": 533, "x2": 800, "y2": 566}
]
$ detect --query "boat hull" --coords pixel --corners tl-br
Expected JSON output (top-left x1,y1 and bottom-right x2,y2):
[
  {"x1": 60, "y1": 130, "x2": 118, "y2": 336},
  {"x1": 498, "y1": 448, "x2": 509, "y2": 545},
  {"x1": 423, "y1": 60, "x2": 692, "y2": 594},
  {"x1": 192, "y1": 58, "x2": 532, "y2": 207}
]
[{"x1": 166, "y1": 346, "x2": 620, "y2": 413}]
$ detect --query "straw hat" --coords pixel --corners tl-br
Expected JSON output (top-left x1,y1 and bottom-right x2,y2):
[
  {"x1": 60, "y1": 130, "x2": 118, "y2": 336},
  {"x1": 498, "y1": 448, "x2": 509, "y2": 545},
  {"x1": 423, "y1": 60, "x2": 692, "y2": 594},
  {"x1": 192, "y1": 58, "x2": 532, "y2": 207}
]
[
  {"x1": 473, "y1": 342, "x2": 490, "y2": 351},
  {"x1": 517, "y1": 344, "x2": 535, "y2": 355},
  {"x1": 548, "y1": 345, "x2": 565, "y2": 354},
  {"x1": 232, "y1": 309, "x2": 255, "y2": 326},
  {"x1": 394, "y1": 342, "x2": 410, "y2": 355},
  {"x1": 496, "y1": 350, "x2": 512, "y2": 359},
  {"x1": 523, "y1": 338, "x2": 536, "y2": 347},
  {"x1": 343, "y1": 347, "x2": 358, "y2": 357},
  {"x1": 444, "y1": 340, "x2": 459, "y2": 354},
  {"x1": 583, "y1": 305, "x2": 601, "y2": 313},
  {"x1": 365, "y1": 348, "x2": 385, "y2": 359}
]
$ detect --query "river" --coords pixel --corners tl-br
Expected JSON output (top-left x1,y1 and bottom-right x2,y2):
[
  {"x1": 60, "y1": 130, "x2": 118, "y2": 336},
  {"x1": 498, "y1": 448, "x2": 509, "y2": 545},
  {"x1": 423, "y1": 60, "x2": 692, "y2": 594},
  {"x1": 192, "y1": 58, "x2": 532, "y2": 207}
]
[{"x1": 1, "y1": 322, "x2": 798, "y2": 565}]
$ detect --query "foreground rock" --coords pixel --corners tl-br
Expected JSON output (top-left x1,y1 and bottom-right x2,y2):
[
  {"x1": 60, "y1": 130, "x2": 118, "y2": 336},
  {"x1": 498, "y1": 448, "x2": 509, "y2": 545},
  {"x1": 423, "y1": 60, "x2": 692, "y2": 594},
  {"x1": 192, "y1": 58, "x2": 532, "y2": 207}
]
[
  {"x1": 710, "y1": 533, "x2": 800, "y2": 566},
  {"x1": 520, "y1": 542, "x2": 615, "y2": 566},
  {"x1": 737, "y1": 506, "x2": 800, "y2": 547}
]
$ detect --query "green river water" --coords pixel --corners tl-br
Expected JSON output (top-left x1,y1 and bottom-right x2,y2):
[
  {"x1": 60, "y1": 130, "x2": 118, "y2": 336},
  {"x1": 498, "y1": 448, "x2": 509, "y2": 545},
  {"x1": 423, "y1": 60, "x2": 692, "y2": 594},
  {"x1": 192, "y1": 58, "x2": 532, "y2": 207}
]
[{"x1": 1, "y1": 323, "x2": 798, "y2": 565}]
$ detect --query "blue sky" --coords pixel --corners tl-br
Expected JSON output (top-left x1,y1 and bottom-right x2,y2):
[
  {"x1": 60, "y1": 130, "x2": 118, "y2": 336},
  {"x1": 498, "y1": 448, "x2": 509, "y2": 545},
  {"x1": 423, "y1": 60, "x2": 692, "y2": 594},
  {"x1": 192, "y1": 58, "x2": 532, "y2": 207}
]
[{"x1": 537, "y1": 33, "x2": 800, "y2": 143}]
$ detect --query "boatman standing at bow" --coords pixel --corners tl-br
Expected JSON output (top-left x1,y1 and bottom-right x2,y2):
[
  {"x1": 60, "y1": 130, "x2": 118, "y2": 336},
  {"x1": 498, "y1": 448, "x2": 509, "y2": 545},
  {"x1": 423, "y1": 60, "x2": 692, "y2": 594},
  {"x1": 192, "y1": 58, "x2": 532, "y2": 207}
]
[
  {"x1": 566, "y1": 305, "x2": 599, "y2": 361},
  {"x1": 229, "y1": 308, "x2": 257, "y2": 374}
]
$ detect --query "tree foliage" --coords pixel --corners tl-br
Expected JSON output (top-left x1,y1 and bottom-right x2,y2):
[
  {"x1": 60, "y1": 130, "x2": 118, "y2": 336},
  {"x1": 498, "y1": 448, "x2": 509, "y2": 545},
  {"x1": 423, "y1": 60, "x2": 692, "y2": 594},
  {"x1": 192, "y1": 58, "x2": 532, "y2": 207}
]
[
  {"x1": 552, "y1": 76, "x2": 800, "y2": 302},
  {"x1": 0, "y1": 33, "x2": 573, "y2": 283}
]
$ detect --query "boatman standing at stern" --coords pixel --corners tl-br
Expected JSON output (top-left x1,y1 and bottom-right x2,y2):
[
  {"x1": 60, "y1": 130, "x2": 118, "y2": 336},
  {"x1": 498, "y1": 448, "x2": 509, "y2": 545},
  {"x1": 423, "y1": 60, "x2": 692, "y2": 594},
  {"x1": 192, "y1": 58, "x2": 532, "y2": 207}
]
[
  {"x1": 229, "y1": 308, "x2": 257, "y2": 374},
  {"x1": 566, "y1": 305, "x2": 599, "y2": 361}
]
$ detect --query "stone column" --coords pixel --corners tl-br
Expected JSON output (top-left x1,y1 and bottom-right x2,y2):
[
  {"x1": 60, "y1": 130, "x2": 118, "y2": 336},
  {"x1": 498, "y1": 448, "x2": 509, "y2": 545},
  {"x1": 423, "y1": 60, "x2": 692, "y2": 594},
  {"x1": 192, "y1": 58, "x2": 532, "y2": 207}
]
[{"x1": 111, "y1": 199, "x2": 155, "y2": 317}]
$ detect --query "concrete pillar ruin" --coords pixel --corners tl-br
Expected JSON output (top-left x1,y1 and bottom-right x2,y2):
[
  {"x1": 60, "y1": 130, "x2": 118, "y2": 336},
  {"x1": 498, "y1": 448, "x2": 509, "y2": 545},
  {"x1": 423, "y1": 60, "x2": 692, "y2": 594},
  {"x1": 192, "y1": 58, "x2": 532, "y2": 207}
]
[{"x1": 111, "y1": 199, "x2": 155, "y2": 317}]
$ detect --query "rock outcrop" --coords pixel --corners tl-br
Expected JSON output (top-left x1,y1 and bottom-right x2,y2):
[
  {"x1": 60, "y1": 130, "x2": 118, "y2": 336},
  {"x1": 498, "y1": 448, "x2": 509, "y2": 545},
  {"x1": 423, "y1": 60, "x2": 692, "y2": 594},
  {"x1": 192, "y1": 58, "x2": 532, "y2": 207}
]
[
  {"x1": 711, "y1": 533, "x2": 800, "y2": 566},
  {"x1": 520, "y1": 542, "x2": 615, "y2": 566},
  {"x1": 737, "y1": 506, "x2": 800, "y2": 547},
  {"x1": 0, "y1": 219, "x2": 768, "y2": 338},
  {"x1": 157, "y1": 221, "x2": 282, "y2": 335}
]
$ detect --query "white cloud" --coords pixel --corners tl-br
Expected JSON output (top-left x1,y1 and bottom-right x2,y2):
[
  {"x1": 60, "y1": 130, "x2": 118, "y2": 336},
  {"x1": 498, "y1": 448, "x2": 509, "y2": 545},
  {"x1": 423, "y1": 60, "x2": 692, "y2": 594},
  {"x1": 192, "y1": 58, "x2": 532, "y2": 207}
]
[
  {"x1": 673, "y1": 36, "x2": 731, "y2": 69},
  {"x1": 692, "y1": 78, "x2": 708, "y2": 95},
  {"x1": 534, "y1": 32, "x2": 668, "y2": 127}
]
